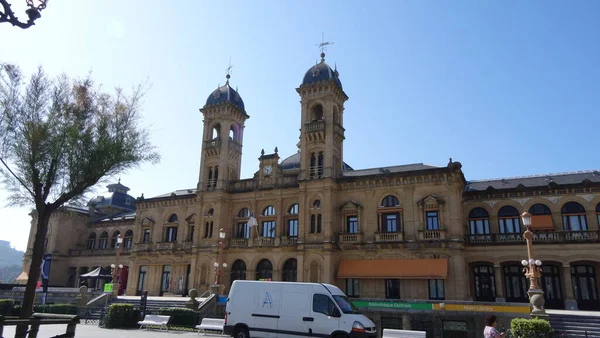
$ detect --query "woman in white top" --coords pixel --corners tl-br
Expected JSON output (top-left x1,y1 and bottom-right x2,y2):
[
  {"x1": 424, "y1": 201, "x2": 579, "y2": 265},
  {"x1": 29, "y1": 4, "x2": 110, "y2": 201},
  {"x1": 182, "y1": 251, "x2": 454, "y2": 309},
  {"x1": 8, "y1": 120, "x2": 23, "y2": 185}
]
[{"x1": 483, "y1": 315, "x2": 509, "y2": 338}]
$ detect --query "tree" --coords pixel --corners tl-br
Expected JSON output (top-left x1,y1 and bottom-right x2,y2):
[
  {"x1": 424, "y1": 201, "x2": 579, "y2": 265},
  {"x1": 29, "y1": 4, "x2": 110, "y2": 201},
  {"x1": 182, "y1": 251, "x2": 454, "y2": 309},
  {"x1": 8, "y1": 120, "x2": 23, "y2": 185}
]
[{"x1": 0, "y1": 63, "x2": 159, "y2": 337}]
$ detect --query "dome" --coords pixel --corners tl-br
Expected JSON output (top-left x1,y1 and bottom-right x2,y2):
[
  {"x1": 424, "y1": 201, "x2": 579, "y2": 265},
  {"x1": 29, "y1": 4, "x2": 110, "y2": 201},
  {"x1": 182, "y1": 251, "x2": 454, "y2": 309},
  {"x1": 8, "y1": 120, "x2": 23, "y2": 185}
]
[
  {"x1": 301, "y1": 53, "x2": 342, "y2": 89},
  {"x1": 87, "y1": 181, "x2": 136, "y2": 212},
  {"x1": 205, "y1": 76, "x2": 245, "y2": 111},
  {"x1": 280, "y1": 152, "x2": 353, "y2": 172}
]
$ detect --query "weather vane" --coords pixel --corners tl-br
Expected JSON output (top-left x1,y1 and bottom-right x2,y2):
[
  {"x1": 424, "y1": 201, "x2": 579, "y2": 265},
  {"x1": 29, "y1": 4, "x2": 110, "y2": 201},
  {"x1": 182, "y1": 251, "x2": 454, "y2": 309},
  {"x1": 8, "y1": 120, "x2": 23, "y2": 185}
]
[
  {"x1": 316, "y1": 32, "x2": 334, "y2": 55},
  {"x1": 226, "y1": 56, "x2": 233, "y2": 83}
]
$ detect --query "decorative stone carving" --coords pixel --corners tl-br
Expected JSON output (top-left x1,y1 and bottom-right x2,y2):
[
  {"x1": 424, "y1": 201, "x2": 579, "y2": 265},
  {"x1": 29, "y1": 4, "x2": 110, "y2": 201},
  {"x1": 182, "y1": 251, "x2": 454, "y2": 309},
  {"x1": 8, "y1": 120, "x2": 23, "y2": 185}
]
[
  {"x1": 513, "y1": 198, "x2": 532, "y2": 206},
  {"x1": 542, "y1": 196, "x2": 562, "y2": 204},
  {"x1": 577, "y1": 194, "x2": 596, "y2": 202}
]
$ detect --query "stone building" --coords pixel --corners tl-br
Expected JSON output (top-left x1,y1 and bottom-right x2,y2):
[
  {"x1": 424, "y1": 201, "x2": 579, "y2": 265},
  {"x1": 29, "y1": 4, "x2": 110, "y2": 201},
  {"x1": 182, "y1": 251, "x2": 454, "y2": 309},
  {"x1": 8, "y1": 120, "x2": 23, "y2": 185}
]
[{"x1": 22, "y1": 52, "x2": 600, "y2": 333}]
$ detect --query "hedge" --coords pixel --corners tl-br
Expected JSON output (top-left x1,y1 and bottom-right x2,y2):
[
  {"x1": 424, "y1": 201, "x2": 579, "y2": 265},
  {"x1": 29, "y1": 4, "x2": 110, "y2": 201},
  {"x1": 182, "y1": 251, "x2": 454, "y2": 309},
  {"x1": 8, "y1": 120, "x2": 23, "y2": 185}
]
[
  {"x1": 6, "y1": 303, "x2": 78, "y2": 316},
  {"x1": 511, "y1": 318, "x2": 554, "y2": 337},
  {"x1": 105, "y1": 303, "x2": 140, "y2": 329},
  {"x1": 0, "y1": 299, "x2": 15, "y2": 316},
  {"x1": 158, "y1": 307, "x2": 197, "y2": 328}
]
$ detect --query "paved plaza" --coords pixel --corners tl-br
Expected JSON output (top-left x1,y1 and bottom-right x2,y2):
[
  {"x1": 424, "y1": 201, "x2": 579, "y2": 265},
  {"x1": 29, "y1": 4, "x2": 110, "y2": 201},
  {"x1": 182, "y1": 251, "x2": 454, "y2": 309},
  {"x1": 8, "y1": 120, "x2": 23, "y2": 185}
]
[{"x1": 2, "y1": 323, "x2": 229, "y2": 338}]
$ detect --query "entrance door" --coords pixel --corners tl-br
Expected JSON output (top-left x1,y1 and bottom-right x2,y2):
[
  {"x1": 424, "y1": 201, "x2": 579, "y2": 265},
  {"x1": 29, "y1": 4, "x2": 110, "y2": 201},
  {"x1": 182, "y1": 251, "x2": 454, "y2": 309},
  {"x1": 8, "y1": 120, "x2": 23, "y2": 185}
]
[
  {"x1": 503, "y1": 265, "x2": 528, "y2": 303},
  {"x1": 571, "y1": 265, "x2": 600, "y2": 311},
  {"x1": 541, "y1": 265, "x2": 564, "y2": 309},
  {"x1": 473, "y1": 265, "x2": 496, "y2": 302}
]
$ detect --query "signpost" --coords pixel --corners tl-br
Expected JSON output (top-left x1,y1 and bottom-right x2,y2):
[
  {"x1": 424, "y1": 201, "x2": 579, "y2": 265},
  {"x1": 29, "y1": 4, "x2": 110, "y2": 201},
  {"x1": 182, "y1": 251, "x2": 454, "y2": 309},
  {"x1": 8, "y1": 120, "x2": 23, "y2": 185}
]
[
  {"x1": 140, "y1": 291, "x2": 148, "y2": 319},
  {"x1": 103, "y1": 283, "x2": 113, "y2": 293}
]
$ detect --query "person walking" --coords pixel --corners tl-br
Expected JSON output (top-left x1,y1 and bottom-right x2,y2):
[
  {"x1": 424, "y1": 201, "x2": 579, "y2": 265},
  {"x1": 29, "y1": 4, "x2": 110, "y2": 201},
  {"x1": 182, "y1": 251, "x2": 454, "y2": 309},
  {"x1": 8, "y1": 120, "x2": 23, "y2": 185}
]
[{"x1": 484, "y1": 315, "x2": 509, "y2": 338}]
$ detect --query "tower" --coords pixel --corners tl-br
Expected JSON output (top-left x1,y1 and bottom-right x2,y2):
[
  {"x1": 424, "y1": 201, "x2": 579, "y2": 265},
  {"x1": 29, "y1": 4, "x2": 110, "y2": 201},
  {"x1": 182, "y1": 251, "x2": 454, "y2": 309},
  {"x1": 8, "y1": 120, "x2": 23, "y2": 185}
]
[
  {"x1": 296, "y1": 51, "x2": 348, "y2": 180},
  {"x1": 198, "y1": 72, "x2": 249, "y2": 191}
]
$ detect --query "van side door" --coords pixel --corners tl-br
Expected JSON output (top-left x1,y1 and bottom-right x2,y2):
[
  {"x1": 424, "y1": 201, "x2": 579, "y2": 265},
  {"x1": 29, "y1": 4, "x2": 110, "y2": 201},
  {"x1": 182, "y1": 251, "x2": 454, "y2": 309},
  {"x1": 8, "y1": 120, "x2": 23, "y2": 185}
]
[
  {"x1": 308, "y1": 294, "x2": 341, "y2": 337},
  {"x1": 278, "y1": 284, "x2": 312, "y2": 338}
]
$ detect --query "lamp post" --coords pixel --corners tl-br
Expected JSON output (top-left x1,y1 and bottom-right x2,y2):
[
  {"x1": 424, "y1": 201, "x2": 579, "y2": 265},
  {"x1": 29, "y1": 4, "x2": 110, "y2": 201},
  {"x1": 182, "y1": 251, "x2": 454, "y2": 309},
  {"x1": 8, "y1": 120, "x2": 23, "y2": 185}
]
[
  {"x1": 211, "y1": 229, "x2": 227, "y2": 295},
  {"x1": 0, "y1": 0, "x2": 48, "y2": 29},
  {"x1": 111, "y1": 234, "x2": 124, "y2": 297},
  {"x1": 520, "y1": 211, "x2": 547, "y2": 317}
]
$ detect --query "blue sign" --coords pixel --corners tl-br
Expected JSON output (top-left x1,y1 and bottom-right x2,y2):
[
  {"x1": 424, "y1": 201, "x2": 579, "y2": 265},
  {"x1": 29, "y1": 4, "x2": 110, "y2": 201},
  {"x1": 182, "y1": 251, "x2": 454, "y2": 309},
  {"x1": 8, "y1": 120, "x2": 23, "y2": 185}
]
[
  {"x1": 40, "y1": 254, "x2": 52, "y2": 294},
  {"x1": 217, "y1": 296, "x2": 227, "y2": 305}
]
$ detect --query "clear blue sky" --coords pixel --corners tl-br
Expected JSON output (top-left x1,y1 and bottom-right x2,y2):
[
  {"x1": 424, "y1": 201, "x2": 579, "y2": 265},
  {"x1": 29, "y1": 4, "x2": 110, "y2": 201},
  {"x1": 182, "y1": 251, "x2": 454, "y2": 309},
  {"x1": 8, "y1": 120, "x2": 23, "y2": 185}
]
[{"x1": 1, "y1": 0, "x2": 599, "y2": 251}]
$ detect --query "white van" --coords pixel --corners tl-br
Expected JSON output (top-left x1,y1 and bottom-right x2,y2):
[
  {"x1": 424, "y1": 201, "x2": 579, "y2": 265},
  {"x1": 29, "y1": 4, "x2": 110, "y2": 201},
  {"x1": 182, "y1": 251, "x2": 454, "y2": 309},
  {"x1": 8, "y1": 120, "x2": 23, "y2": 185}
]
[{"x1": 224, "y1": 280, "x2": 376, "y2": 338}]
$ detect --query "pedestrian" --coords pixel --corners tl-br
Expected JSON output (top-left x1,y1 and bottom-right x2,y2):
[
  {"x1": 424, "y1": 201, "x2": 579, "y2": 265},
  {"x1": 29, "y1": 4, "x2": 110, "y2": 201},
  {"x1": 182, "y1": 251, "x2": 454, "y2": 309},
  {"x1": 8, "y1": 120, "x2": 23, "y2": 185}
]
[{"x1": 484, "y1": 315, "x2": 509, "y2": 338}]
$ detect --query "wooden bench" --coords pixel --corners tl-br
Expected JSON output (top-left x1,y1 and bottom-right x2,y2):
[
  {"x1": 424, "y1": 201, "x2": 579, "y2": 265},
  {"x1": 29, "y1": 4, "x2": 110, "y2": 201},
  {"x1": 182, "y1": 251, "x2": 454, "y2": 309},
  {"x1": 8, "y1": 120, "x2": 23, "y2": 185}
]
[
  {"x1": 195, "y1": 318, "x2": 225, "y2": 334},
  {"x1": 382, "y1": 328, "x2": 427, "y2": 338},
  {"x1": 137, "y1": 314, "x2": 171, "y2": 331}
]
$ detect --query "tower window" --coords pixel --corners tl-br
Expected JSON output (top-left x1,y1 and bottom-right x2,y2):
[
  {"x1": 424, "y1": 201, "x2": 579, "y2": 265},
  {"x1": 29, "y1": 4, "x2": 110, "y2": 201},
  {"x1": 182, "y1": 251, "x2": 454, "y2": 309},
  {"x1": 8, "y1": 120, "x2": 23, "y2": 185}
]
[
  {"x1": 309, "y1": 152, "x2": 324, "y2": 179},
  {"x1": 211, "y1": 123, "x2": 221, "y2": 139},
  {"x1": 311, "y1": 104, "x2": 324, "y2": 121}
]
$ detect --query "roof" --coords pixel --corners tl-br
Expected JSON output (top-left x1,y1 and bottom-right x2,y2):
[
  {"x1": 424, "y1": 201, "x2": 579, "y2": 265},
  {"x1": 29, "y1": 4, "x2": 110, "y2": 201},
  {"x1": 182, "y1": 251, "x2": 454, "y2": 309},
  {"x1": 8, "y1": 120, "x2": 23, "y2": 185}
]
[
  {"x1": 205, "y1": 81, "x2": 245, "y2": 111},
  {"x1": 465, "y1": 169, "x2": 600, "y2": 192},
  {"x1": 280, "y1": 152, "x2": 354, "y2": 171},
  {"x1": 93, "y1": 210, "x2": 136, "y2": 223},
  {"x1": 86, "y1": 181, "x2": 136, "y2": 212},
  {"x1": 341, "y1": 163, "x2": 440, "y2": 177},
  {"x1": 301, "y1": 56, "x2": 343, "y2": 90},
  {"x1": 146, "y1": 188, "x2": 197, "y2": 200}
]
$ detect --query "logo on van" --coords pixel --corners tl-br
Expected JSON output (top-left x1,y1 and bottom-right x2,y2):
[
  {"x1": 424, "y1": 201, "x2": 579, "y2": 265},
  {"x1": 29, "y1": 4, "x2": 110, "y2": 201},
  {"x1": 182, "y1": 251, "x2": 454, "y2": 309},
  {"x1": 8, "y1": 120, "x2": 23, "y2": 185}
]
[{"x1": 261, "y1": 292, "x2": 273, "y2": 308}]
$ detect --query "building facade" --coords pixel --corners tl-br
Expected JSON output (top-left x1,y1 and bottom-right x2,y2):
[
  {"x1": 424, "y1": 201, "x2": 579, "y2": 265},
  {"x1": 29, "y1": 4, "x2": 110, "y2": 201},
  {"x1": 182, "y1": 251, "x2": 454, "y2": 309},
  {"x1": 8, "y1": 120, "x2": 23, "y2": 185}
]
[{"x1": 23, "y1": 53, "x2": 600, "y2": 322}]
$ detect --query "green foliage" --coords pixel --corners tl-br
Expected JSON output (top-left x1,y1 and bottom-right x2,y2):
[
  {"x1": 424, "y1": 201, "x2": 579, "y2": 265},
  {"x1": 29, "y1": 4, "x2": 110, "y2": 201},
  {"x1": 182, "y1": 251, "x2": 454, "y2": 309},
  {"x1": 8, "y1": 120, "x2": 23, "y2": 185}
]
[
  {"x1": 34, "y1": 304, "x2": 78, "y2": 315},
  {"x1": 158, "y1": 307, "x2": 197, "y2": 328},
  {"x1": 511, "y1": 318, "x2": 553, "y2": 337},
  {"x1": 105, "y1": 303, "x2": 139, "y2": 328},
  {"x1": 0, "y1": 299, "x2": 15, "y2": 315}
]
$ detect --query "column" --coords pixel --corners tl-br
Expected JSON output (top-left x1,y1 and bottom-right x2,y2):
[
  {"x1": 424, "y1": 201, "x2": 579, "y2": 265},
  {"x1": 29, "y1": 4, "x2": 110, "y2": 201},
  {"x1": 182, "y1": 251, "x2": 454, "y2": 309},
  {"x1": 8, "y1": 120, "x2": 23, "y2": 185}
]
[
  {"x1": 562, "y1": 265, "x2": 578, "y2": 310},
  {"x1": 494, "y1": 264, "x2": 505, "y2": 302}
]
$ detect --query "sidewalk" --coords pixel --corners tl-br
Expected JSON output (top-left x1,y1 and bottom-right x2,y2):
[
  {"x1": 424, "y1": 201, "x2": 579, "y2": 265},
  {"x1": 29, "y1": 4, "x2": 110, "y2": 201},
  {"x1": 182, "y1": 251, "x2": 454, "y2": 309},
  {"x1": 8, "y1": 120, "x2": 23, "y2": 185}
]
[{"x1": 2, "y1": 324, "x2": 229, "y2": 338}]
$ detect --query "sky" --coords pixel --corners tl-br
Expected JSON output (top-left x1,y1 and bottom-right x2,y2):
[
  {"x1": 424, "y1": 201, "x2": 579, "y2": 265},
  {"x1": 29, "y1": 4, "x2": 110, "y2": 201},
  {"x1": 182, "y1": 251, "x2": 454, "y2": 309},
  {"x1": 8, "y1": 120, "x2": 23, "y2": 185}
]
[{"x1": 1, "y1": 0, "x2": 599, "y2": 251}]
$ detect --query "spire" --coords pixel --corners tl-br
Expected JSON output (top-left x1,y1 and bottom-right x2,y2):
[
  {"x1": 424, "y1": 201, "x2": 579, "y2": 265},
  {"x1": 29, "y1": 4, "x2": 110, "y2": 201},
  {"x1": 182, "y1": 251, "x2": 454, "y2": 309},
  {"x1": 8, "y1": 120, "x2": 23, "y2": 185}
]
[
  {"x1": 315, "y1": 32, "x2": 334, "y2": 64},
  {"x1": 226, "y1": 57, "x2": 233, "y2": 85}
]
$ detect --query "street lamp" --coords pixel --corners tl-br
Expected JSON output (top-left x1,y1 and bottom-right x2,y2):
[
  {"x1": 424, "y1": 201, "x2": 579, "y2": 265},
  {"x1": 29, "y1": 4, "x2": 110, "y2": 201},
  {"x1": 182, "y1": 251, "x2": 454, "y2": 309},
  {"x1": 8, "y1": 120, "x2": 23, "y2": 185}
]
[
  {"x1": 520, "y1": 211, "x2": 547, "y2": 317},
  {"x1": 0, "y1": 0, "x2": 49, "y2": 29},
  {"x1": 110, "y1": 234, "x2": 124, "y2": 296},
  {"x1": 214, "y1": 229, "x2": 227, "y2": 286}
]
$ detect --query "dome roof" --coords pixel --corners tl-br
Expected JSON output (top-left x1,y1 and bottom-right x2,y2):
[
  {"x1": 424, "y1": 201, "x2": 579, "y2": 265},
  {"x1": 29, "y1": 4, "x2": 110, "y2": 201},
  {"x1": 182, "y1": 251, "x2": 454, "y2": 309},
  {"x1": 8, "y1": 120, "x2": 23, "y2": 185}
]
[
  {"x1": 87, "y1": 181, "x2": 136, "y2": 212},
  {"x1": 280, "y1": 152, "x2": 353, "y2": 172},
  {"x1": 205, "y1": 76, "x2": 245, "y2": 111},
  {"x1": 301, "y1": 53, "x2": 342, "y2": 89}
]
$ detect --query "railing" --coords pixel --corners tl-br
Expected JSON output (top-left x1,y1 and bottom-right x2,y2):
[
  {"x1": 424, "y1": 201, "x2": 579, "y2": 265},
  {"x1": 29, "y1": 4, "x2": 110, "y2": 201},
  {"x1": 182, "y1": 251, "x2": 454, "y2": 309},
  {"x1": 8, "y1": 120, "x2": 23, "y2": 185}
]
[
  {"x1": 305, "y1": 120, "x2": 325, "y2": 132},
  {"x1": 134, "y1": 243, "x2": 152, "y2": 251},
  {"x1": 418, "y1": 229, "x2": 447, "y2": 240},
  {"x1": 153, "y1": 242, "x2": 176, "y2": 251},
  {"x1": 228, "y1": 138, "x2": 242, "y2": 153},
  {"x1": 229, "y1": 238, "x2": 248, "y2": 248},
  {"x1": 68, "y1": 249, "x2": 117, "y2": 257},
  {"x1": 203, "y1": 138, "x2": 221, "y2": 149},
  {"x1": 0, "y1": 313, "x2": 79, "y2": 338},
  {"x1": 280, "y1": 237, "x2": 298, "y2": 246},
  {"x1": 253, "y1": 237, "x2": 274, "y2": 246},
  {"x1": 178, "y1": 241, "x2": 194, "y2": 250},
  {"x1": 339, "y1": 233, "x2": 362, "y2": 244},
  {"x1": 374, "y1": 231, "x2": 404, "y2": 242},
  {"x1": 466, "y1": 230, "x2": 600, "y2": 245}
]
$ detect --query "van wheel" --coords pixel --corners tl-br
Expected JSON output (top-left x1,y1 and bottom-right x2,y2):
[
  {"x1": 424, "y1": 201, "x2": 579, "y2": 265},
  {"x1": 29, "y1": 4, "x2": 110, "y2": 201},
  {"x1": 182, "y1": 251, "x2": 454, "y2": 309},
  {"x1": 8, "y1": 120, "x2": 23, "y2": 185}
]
[{"x1": 234, "y1": 327, "x2": 249, "y2": 338}]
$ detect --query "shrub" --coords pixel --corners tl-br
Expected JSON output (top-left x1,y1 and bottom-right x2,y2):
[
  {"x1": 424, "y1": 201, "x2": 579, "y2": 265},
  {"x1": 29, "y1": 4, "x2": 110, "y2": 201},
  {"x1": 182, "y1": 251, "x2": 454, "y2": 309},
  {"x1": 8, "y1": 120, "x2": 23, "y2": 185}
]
[
  {"x1": 158, "y1": 307, "x2": 197, "y2": 328},
  {"x1": 0, "y1": 299, "x2": 15, "y2": 316},
  {"x1": 10, "y1": 305, "x2": 21, "y2": 316},
  {"x1": 105, "y1": 303, "x2": 139, "y2": 329},
  {"x1": 511, "y1": 318, "x2": 553, "y2": 337},
  {"x1": 34, "y1": 304, "x2": 78, "y2": 315}
]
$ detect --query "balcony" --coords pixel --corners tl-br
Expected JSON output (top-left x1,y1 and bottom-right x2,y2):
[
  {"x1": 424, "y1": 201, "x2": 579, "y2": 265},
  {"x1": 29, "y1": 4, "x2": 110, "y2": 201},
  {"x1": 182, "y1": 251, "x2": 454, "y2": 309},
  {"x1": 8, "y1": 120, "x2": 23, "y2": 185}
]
[
  {"x1": 228, "y1": 139, "x2": 242, "y2": 153},
  {"x1": 339, "y1": 233, "x2": 363, "y2": 244},
  {"x1": 465, "y1": 230, "x2": 600, "y2": 245},
  {"x1": 253, "y1": 237, "x2": 275, "y2": 247},
  {"x1": 203, "y1": 138, "x2": 221, "y2": 150},
  {"x1": 374, "y1": 231, "x2": 404, "y2": 242},
  {"x1": 305, "y1": 120, "x2": 325, "y2": 132},
  {"x1": 134, "y1": 243, "x2": 152, "y2": 251},
  {"x1": 280, "y1": 237, "x2": 298, "y2": 246},
  {"x1": 418, "y1": 229, "x2": 447, "y2": 241},
  {"x1": 68, "y1": 248, "x2": 115, "y2": 256},
  {"x1": 154, "y1": 242, "x2": 176, "y2": 251},
  {"x1": 229, "y1": 238, "x2": 248, "y2": 248},
  {"x1": 178, "y1": 241, "x2": 194, "y2": 250}
]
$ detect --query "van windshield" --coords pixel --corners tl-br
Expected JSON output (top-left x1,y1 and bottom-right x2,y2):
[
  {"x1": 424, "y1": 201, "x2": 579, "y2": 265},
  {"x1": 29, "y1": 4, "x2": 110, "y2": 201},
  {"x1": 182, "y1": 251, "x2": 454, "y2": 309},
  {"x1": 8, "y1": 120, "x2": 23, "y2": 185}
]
[{"x1": 332, "y1": 295, "x2": 361, "y2": 314}]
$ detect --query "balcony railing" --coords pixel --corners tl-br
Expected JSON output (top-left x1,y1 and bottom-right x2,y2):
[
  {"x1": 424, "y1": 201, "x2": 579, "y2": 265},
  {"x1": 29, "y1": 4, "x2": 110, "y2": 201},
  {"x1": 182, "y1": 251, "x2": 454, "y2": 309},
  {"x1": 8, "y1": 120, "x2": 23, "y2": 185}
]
[
  {"x1": 135, "y1": 243, "x2": 152, "y2": 251},
  {"x1": 154, "y1": 242, "x2": 176, "y2": 251},
  {"x1": 418, "y1": 229, "x2": 447, "y2": 241},
  {"x1": 178, "y1": 241, "x2": 194, "y2": 250},
  {"x1": 229, "y1": 238, "x2": 248, "y2": 248},
  {"x1": 466, "y1": 230, "x2": 600, "y2": 245},
  {"x1": 280, "y1": 237, "x2": 298, "y2": 246},
  {"x1": 339, "y1": 233, "x2": 363, "y2": 244},
  {"x1": 203, "y1": 138, "x2": 221, "y2": 149},
  {"x1": 253, "y1": 237, "x2": 275, "y2": 247},
  {"x1": 374, "y1": 231, "x2": 404, "y2": 242},
  {"x1": 305, "y1": 120, "x2": 325, "y2": 132}
]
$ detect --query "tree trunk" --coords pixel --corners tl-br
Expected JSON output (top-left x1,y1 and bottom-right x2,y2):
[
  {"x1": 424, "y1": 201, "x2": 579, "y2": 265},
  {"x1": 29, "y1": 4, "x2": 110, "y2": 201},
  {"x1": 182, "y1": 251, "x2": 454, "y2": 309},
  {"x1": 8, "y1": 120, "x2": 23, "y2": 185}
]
[{"x1": 14, "y1": 208, "x2": 51, "y2": 338}]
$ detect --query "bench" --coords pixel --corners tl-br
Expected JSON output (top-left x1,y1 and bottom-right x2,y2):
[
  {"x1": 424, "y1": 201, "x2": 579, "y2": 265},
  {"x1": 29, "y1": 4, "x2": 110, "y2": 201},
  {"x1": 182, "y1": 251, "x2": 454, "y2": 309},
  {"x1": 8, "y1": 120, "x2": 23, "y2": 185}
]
[
  {"x1": 382, "y1": 328, "x2": 427, "y2": 338},
  {"x1": 195, "y1": 318, "x2": 225, "y2": 334},
  {"x1": 137, "y1": 314, "x2": 171, "y2": 331}
]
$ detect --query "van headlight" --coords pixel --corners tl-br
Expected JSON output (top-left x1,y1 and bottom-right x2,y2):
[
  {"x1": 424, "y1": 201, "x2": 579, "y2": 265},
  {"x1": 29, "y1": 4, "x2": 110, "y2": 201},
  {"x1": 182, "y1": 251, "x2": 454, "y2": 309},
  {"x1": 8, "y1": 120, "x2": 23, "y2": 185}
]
[{"x1": 352, "y1": 321, "x2": 366, "y2": 333}]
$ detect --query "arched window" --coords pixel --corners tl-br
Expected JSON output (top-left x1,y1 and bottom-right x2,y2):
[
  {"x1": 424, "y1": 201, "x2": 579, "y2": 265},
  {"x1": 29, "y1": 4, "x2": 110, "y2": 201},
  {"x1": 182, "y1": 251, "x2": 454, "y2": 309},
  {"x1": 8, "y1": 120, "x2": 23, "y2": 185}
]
[
  {"x1": 561, "y1": 202, "x2": 587, "y2": 231},
  {"x1": 313, "y1": 200, "x2": 321, "y2": 209},
  {"x1": 208, "y1": 208, "x2": 215, "y2": 217},
  {"x1": 230, "y1": 260, "x2": 247, "y2": 285},
  {"x1": 124, "y1": 230, "x2": 134, "y2": 249},
  {"x1": 256, "y1": 259, "x2": 273, "y2": 281},
  {"x1": 111, "y1": 231, "x2": 121, "y2": 248},
  {"x1": 282, "y1": 258, "x2": 297, "y2": 282},
  {"x1": 541, "y1": 264, "x2": 564, "y2": 310},
  {"x1": 379, "y1": 195, "x2": 401, "y2": 233},
  {"x1": 317, "y1": 152, "x2": 324, "y2": 177},
  {"x1": 381, "y1": 195, "x2": 400, "y2": 207},
  {"x1": 468, "y1": 208, "x2": 490, "y2": 235},
  {"x1": 529, "y1": 203, "x2": 551, "y2": 215},
  {"x1": 98, "y1": 231, "x2": 108, "y2": 249},
  {"x1": 261, "y1": 206, "x2": 276, "y2": 237},
  {"x1": 229, "y1": 125, "x2": 236, "y2": 140},
  {"x1": 212, "y1": 123, "x2": 221, "y2": 139},
  {"x1": 168, "y1": 214, "x2": 178, "y2": 223},
  {"x1": 236, "y1": 208, "x2": 250, "y2": 239},
  {"x1": 503, "y1": 264, "x2": 528, "y2": 303},
  {"x1": 287, "y1": 204, "x2": 299, "y2": 237},
  {"x1": 498, "y1": 206, "x2": 521, "y2": 234},
  {"x1": 472, "y1": 264, "x2": 496, "y2": 302},
  {"x1": 596, "y1": 203, "x2": 600, "y2": 229},
  {"x1": 311, "y1": 104, "x2": 324, "y2": 121},
  {"x1": 310, "y1": 200, "x2": 322, "y2": 234},
  {"x1": 571, "y1": 265, "x2": 600, "y2": 311},
  {"x1": 87, "y1": 233, "x2": 96, "y2": 249}
]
